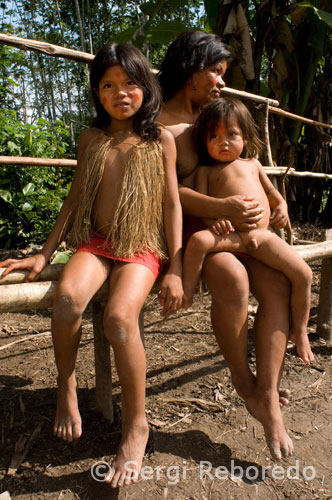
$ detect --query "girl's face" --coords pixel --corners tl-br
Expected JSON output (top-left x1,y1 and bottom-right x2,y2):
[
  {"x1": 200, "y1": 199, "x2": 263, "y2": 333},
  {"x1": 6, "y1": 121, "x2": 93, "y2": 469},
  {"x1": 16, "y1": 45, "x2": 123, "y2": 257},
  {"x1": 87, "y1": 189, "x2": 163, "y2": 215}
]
[
  {"x1": 190, "y1": 60, "x2": 227, "y2": 105},
  {"x1": 207, "y1": 118, "x2": 245, "y2": 163},
  {"x1": 97, "y1": 64, "x2": 144, "y2": 122}
]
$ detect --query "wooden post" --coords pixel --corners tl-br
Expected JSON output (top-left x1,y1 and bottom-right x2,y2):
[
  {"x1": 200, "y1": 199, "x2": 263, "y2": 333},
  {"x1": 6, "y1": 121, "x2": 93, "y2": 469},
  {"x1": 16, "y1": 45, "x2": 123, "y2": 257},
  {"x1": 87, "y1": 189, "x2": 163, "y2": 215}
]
[
  {"x1": 317, "y1": 230, "x2": 332, "y2": 341},
  {"x1": 92, "y1": 302, "x2": 113, "y2": 422}
]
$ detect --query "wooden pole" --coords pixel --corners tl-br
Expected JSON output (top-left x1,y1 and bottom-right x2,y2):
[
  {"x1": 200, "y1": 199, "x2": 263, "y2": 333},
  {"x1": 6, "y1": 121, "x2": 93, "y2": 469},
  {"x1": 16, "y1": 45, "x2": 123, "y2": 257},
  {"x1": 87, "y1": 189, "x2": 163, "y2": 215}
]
[
  {"x1": 0, "y1": 156, "x2": 76, "y2": 168},
  {"x1": 0, "y1": 33, "x2": 94, "y2": 64},
  {"x1": 0, "y1": 264, "x2": 64, "y2": 285},
  {"x1": 92, "y1": 302, "x2": 113, "y2": 421},
  {"x1": 220, "y1": 87, "x2": 279, "y2": 107},
  {"x1": 269, "y1": 106, "x2": 332, "y2": 130},
  {"x1": 293, "y1": 241, "x2": 332, "y2": 262},
  {"x1": 317, "y1": 230, "x2": 332, "y2": 341}
]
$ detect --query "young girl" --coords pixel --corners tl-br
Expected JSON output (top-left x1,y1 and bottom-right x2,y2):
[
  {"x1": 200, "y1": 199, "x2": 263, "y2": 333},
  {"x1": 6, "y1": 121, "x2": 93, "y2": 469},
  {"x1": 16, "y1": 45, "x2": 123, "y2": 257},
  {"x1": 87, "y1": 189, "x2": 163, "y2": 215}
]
[
  {"x1": 0, "y1": 43, "x2": 183, "y2": 488},
  {"x1": 182, "y1": 97, "x2": 314, "y2": 365}
]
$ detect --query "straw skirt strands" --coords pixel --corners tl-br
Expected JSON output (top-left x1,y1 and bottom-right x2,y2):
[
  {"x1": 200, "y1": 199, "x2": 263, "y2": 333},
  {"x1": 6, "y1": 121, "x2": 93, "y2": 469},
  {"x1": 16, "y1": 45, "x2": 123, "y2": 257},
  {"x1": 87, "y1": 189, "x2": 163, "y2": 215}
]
[{"x1": 67, "y1": 131, "x2": 168, "y2": 260}]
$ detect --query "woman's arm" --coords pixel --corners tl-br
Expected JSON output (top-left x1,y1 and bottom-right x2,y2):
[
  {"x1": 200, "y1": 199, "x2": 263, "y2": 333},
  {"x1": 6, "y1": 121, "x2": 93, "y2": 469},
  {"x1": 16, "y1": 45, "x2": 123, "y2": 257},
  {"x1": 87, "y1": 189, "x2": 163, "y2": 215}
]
[
  {"x1": 0, "y1": 129, "x2": 96, "y2": 280},
  {"x1": 159, "y1": 129, "x2": 183, "y2": 317},
  {"x1": 179, "y1": 185, "x2": 264, "y2": 230}
]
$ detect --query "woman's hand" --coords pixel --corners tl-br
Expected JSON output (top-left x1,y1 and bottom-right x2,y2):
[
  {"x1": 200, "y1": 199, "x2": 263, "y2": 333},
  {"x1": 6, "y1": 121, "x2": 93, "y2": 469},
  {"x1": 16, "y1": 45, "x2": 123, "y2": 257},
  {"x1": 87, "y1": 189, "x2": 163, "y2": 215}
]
[
  {"x1": 159, "y1": 272, "x2": 183, "y2": 318},
  {"x1": 0, "y1": 253, "x2": 48, "y2": 281},
  {"x1": 270, "y1": 201, "x2": 288, "y2": 229},
  {"x1": 212, "y1": 218, "x2": 235, "y2": 236},
  {"x1": 221, "y1": 195, "x2": 264, "y2": 230}
]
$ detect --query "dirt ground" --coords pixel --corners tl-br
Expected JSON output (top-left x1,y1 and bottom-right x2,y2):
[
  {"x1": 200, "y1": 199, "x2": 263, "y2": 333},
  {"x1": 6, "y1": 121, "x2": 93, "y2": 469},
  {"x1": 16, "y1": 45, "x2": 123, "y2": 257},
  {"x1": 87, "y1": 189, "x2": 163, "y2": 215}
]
[{"x1": 0, "y1": 224, "x2": 332, "y2": 500}]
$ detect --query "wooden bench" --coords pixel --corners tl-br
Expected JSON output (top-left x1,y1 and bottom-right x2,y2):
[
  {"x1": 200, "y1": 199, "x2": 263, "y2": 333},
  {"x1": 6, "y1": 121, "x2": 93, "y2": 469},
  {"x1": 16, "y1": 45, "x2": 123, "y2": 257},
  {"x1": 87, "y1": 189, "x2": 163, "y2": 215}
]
[{"x1": 1, "y1": 237, "x2": 332, "y2": 422}]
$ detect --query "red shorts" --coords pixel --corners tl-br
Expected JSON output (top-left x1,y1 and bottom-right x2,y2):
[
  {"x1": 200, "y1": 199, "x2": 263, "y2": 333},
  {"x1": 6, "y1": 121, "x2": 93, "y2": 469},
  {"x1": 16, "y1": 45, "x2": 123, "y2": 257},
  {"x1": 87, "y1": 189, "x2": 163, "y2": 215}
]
[
  {"x1": 183, "y1": 215, "x2": 251, "y2": 259},
  {"x1": 75, "y1": 233, "x2": 163, "y2": 278}
]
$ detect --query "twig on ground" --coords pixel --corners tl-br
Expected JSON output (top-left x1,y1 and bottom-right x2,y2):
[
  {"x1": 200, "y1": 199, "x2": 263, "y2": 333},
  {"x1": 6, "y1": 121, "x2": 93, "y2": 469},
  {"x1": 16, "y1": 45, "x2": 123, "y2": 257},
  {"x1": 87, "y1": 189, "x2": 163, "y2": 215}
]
[{"x1": 0, "y1": 331, "x2": 51, "y2": 351}]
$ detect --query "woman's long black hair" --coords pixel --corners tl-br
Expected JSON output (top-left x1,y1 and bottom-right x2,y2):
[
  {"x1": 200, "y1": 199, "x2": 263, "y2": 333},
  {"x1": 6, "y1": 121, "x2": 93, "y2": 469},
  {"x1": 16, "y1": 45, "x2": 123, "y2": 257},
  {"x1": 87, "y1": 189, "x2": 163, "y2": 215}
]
[
  {"x1": 90, "y1": 43, "x2": 161, "y2": 141},
  {"x1": 158, "y1": 30, "x2": 231, "y2": 102}
]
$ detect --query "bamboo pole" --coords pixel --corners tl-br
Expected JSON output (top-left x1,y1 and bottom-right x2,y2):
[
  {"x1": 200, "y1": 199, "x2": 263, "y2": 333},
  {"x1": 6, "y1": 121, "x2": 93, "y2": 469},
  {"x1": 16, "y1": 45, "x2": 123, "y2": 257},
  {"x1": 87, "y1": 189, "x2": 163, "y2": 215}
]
[
  {"x1": 269, "y1": 106, "x2": 332, "y2": 130},
  {"x1": 0, "y1": 156, "x2": 76, "y2": 168},
  {"x1": 0, "y1": 33, "x2": 94, "y2": 64},
  {"x1": 220, "y1": 87, "x2": 279, "y2": 107}
]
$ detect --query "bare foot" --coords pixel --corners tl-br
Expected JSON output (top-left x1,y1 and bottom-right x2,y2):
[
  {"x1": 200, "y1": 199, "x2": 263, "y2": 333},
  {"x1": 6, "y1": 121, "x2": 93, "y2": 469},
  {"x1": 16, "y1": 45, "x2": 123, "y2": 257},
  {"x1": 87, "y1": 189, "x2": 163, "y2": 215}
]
[
  {"x1": 105, "y1": 418, "x2": 149, "y2": 488},
  {"x1": 245, "y1": 389, "x2": 293, "y2": 460},
  {"x1": 232, "y1": 371, "x2": 290, "y2": 407},
  {"x1": 53, "y1": 376, "x2": 82, "y2": 442},
  {"x1": 290, "y1": 329, "x2": 315, "y2": 364}
]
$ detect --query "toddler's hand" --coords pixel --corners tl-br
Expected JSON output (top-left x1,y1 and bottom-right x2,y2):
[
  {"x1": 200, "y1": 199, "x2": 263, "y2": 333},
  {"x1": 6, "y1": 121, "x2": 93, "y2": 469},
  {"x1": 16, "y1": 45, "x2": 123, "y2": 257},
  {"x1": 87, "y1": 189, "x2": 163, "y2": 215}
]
[
  {"x1": 212, "y1": 218, "x2": 235, "y2": 236},
  {"x1": 159, "y1": 273, "x2": 183, "y2": 318},
  {"x1": 270, "y1": 203, "x2": 288, "y2": 229}
]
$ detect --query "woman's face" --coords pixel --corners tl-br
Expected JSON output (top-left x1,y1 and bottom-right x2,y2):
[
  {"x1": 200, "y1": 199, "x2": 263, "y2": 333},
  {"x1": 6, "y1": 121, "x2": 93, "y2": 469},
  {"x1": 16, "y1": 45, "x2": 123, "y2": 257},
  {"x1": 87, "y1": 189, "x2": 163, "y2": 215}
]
[{"x1": 190, "y1": 60, "x2": 227, "y2": 105}]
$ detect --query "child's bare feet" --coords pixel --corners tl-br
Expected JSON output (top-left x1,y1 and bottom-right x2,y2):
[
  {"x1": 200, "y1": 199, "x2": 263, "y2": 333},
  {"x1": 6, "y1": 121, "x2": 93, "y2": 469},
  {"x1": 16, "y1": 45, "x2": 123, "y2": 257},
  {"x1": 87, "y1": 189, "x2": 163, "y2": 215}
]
[
  {"x1": 290, "y1": 328, "x2": 315, "y2": 363},
  {"x1": 105, "y1": 417, "x2": 149, "y2": 488},
  {"x1": 278, "y1": 388, "x2": 291, "y2": 407},
  {"x1": 245, "y1": 388, "x2": 293, "y2": 460},
  {"x1": 54, "y1": 375, "x2": 82, "y2": 441}
]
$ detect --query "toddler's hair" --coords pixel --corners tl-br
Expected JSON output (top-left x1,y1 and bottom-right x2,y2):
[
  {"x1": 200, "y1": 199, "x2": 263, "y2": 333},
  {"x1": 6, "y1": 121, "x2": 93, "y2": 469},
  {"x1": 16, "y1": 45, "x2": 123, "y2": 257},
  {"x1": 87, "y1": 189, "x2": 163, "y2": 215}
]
[
  {"x1": 158, "y1": 30, "x2": 231, "y2": 102},
  {"x1": 195, "y1": 97, "x2": 264, "y2": 165},
  {"x1": 90, "y1": 43, "x2": 161, "y2": 141}
]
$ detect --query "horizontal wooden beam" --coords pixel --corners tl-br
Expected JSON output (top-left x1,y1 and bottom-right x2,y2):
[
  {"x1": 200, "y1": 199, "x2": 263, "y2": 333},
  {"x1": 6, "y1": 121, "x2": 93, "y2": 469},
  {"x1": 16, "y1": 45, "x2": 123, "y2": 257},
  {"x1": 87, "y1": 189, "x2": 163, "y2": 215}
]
[
  {"x1": 0, "y1": 33, "x2": 94, "y2": 64},
  {"x1": 269, "y1": 106, "x2": 332, "y2": 130},
  {"x1": 220, "y1": 87, "x2": 279, "y2": 107},
  {"x1": 0, "y1": 156, "x2": 76, "y2": 168}
]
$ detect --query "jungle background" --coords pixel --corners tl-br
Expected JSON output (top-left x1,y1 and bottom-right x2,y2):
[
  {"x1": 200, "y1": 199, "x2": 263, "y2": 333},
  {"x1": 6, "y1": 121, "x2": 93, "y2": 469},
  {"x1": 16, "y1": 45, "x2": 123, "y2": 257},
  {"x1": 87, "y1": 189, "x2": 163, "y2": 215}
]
[{"x1": 0, "y1": 0, "x2": 332, "y2": 250}]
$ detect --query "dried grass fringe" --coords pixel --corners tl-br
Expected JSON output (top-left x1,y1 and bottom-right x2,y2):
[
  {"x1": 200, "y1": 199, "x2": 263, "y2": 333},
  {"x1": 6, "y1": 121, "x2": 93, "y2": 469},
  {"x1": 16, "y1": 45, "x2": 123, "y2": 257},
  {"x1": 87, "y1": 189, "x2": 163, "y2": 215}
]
[{"x1": 67, "y1": 132, "x2": 168, "y2": 259}]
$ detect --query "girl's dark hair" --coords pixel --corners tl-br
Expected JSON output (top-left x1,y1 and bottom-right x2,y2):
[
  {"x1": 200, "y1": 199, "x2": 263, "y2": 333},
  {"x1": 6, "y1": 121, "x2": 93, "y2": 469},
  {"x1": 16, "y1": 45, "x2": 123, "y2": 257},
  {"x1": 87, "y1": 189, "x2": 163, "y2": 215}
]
[
  {"x1": 90, "y1": 43, "x2": 161, "y2": 141},
  {"x1": 195, "y1": 97, "x2": 264, "y2": 165},
  {"x1": 158, "y1": 30, "x2": 231, "y2": 101}
]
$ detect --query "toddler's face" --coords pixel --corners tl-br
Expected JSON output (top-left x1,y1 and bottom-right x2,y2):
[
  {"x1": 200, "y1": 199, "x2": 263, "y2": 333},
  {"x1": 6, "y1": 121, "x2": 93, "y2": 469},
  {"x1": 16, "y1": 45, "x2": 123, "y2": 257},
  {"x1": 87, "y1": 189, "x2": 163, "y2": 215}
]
[
  {"x1": 97, "y1": 64, "x2": 144, "y2": 122},
  {"x1": 207, "y1": 119, "x2": 245, "y2": 163}
]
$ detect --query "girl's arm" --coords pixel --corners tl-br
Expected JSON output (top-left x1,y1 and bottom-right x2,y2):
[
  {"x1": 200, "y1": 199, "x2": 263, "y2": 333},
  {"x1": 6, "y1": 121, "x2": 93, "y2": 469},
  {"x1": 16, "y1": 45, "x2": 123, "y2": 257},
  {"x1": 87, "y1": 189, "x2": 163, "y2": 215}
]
[
  {"x1": 258, "y1": 162, "x2": 288, "y2": 229},
  {"x1": 0, "y1": 129, "x2": 96, "y2": 280},
  {"x1": 159, "y1": 129, "x2": 184, "y2": 317}
]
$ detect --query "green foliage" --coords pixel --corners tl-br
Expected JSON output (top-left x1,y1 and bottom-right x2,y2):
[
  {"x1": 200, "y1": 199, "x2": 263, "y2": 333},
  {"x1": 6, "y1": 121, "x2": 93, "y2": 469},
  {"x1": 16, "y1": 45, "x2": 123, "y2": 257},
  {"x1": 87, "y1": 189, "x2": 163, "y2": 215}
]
[{"x1": 0, "y1": 109, "x2": 72, "y2": 248}]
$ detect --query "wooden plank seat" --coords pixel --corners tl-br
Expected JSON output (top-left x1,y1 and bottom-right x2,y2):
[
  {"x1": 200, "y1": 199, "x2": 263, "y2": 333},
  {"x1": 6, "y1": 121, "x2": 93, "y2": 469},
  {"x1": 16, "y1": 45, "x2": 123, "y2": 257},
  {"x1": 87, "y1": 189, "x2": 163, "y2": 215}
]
[{"x1": 1, "y1": 240, "x2": 332, "y2": 421}]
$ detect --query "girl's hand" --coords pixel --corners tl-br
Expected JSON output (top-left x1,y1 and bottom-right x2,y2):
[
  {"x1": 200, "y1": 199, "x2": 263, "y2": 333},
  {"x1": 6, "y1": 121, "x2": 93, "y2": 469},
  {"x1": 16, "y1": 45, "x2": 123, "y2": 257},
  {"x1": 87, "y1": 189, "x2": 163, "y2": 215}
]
[
  {"x1": 270, "y1": 203, "x2": 288, "y2": 229},
  {"x1": 0, "y1": 253, "x2": 48, "y2": 281},
  {"x1": 212, "y1": 218, "x2": 235, "y2": 236},
  {"x1": 159, "y1": 273, "x2": 183, "y2": 318}
]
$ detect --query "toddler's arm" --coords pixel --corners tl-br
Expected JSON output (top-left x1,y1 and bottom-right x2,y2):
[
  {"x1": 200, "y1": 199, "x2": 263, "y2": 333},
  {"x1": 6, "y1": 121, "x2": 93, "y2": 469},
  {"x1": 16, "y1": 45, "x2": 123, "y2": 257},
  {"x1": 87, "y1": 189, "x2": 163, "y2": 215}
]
[
  {"x1": 0, "y1": 129, "x2": 95, "y2": 280},
  {"x1": 159, "y1": 129, "x2": 183, "y2": 318},
  {"x1": 258, "y1": 162, "x2": 288, "y2": 229}
]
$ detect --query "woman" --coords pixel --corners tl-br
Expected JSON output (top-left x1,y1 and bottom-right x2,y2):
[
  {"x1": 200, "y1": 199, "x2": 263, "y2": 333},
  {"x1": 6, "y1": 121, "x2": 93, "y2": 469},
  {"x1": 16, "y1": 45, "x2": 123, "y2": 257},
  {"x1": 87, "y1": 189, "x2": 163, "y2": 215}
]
[{"x1": 158, "y1": 30, "x2": 293, "y2": 460}]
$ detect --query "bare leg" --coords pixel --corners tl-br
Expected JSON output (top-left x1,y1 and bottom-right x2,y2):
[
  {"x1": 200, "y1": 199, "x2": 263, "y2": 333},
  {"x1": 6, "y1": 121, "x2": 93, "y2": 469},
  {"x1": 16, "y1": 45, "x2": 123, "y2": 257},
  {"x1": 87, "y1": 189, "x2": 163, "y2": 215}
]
[
  {"x1": 247, "y1": 231, "x2": 314, "y2": 363},
  {"x1": 52, "y1": 252, "x2": 111, "y2": 441},
  {"x1": 203, "y1": 252, "x2": 256, "y2": 398},
  {"x1": 182, "y1": 229, "x2": 243, "y2": 307},
  {"x1": 203, "y1": 253, "x2": 293, "y2": 459},
  {"x1": 103, "y1": 262, "x2": 155, "y2": 488},
  {"x1": 244, "y1": 258, "x2": 293, "y2": 459}
]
